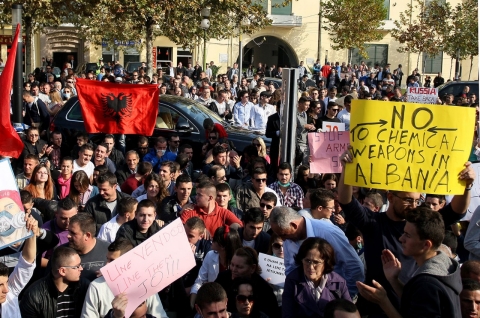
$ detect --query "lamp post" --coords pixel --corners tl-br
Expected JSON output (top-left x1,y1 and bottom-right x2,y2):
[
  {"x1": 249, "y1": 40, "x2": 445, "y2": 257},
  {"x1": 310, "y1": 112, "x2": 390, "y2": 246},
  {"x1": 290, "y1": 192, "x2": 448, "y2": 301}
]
[
  {"x1": 200, "y1": 7, "x2": 210, "y2": 71},
  {"x1": 325, "y1": 50, "x2": 328, "y2": 65},
  {"x1": 12, "y1": 4, "x2": 23, "y2": 124},
  {"x1": 238, "y1": 18, "x2": 250, "y2": 80}
]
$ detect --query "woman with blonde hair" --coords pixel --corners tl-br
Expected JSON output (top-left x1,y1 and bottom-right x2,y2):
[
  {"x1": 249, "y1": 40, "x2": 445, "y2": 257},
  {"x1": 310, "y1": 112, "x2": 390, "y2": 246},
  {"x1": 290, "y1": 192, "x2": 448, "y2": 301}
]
[
  {"x1": 47, "y1": 90, "x2": 64, "y2": 117},
  {"x1": 252, "y1": 137, "x2": 270, "y2": 164},
  {"x1": 24, "y1": 164, "x2": 56, "y2": 200}
]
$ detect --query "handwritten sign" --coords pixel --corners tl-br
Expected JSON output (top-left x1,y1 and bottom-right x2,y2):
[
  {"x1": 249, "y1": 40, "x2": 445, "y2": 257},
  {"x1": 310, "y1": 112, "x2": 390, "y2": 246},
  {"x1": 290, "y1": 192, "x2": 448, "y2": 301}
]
[
  {"x1": 345, "y1": 100, "x2": 475, "y2": 194},
  {"x1": 258, "y1": 253, "x2": 285, "y2": 287},
  {"x1": 322, "y1": 122, "x2": 345, "y2": 132},
  {"x1": 308, "y1": 131, "x2": 350, "y2": 173},
  {"x1": 0, "y1": 159, "x2": 32, "y2": 250},
  {"x1": 100, "y1": 218, "x2": 195, "y2": 317},
  {"x1": 406, "y1": 87, "x2": 438, "y2": 104}
]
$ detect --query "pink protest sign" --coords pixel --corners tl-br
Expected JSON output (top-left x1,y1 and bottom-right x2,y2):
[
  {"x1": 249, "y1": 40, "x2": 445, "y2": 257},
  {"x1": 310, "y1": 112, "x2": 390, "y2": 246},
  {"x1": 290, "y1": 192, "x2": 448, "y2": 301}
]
[
  {"x1": 308, "y1": 131, "x2": 350, "y2": 173},
  {"x1": 100, "y1": 218, "x2": 195, "y2": 317}
]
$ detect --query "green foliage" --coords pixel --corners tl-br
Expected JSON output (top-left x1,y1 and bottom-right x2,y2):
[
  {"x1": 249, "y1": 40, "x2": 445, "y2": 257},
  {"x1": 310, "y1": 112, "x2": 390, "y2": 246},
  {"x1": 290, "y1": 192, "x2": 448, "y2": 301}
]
[
  {"x1": 322, "y1": 0, "x2": 387, "y2": 59},
  {"x1": 211, "y1": 65, "x2": 222, "y2": 79}
]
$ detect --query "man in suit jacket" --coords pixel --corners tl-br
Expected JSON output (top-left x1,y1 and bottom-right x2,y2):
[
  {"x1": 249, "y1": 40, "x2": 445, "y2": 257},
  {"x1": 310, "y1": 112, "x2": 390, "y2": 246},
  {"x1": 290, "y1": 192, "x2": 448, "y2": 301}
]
[
  {"x1": 237, "y1": 208, "x2": 271, "y2": 254},
  {"x1": 266, "y1": 103, "x2": 280, "y2": 175},
  {"x1": 22, "y1": 91, "x2": 50, "y2": 133}
]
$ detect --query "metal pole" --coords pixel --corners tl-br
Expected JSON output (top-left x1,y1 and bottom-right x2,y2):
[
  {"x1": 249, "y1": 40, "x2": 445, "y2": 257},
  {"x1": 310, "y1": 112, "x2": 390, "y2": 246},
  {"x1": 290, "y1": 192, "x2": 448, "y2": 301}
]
[
  {"x1": 317, "y1": 0, "x2": 322, "y2": 60},
  {"x1": 239, "y1": 33, "x2": 243, "y2": 80},
  {"x1": 203, "y1": 29, "x2": 206, "y2": 72},
  {"x1": 280, "y1": 68, "x2": 299, "y2": 178},
  {"x1": 12, "y1": 4, "x2": 23, "y2": 124}
]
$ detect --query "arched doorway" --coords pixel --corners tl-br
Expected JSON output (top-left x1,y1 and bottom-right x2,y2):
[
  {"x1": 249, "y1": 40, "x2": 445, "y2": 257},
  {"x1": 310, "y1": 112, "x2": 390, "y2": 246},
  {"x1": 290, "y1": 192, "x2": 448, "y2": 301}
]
[{"x1": 239, "y1": 36, "x2": 298, "y2": 69}]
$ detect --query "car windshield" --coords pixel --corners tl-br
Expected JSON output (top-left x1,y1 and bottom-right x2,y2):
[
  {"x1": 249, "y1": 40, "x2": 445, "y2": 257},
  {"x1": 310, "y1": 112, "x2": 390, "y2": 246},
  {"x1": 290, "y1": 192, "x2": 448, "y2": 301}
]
[{"x1": 160, "y1": 95, "x2": 226, "y2": 126}]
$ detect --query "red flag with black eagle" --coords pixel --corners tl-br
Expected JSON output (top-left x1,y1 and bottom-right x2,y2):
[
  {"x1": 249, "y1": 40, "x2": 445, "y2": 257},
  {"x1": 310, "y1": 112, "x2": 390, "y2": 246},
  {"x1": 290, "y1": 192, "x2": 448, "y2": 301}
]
[
  {"x1": 76, "y1": 79, "x2": 159, "y2": 135},
  {"x1": 0, "y1": 24, "x2": 24, "y2": 158}
]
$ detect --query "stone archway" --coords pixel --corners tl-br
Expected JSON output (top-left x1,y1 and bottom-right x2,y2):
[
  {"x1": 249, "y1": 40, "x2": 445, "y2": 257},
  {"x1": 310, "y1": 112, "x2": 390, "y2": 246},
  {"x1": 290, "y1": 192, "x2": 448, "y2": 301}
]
[
  {"x1": 41, "y1": 27, "x2": 84, "y2": 69},
  {"x1": 239, "y1": 35, "x2": 298, "y2": 69}
]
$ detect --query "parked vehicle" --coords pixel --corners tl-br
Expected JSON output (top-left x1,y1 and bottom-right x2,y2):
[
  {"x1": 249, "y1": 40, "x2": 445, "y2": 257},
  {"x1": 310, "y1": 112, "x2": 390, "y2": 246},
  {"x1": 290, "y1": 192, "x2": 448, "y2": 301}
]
[{"x1": 438, "y1": 80, "x2": 478, "y2": 104}]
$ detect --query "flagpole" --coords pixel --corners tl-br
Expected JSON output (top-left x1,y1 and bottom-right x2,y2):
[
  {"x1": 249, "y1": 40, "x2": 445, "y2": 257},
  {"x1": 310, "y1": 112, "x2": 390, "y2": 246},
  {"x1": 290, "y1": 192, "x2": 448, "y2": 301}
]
[{"x1": 12, "y1": 4, "x2": 23, "y2": 124}]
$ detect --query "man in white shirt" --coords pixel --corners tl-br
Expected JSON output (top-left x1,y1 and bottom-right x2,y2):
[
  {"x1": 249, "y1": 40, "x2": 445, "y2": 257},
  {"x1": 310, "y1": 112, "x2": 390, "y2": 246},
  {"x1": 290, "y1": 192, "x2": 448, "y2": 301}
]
[
  {"x1": 38, "y1": 82, "x2": 51, "y2": 105},
  {"x1": 233, "y1": 90, "x2": 254, "y2": 127},
  {"x1": 73, "y1": 144, "x2": 95, "y2": 183},
  {"x1": 81, "y1": 238, "x2": 168, "y2": 318},
  {"x1": 97, "y1": 197, "x2": 138, "y2": 243},
  {"x1": 337, "y1": 95, "x2": 352, "y2": 131},
  {"x1": 248, "y1": 73, "x2": 260, "y2": 90},
  {"x1": 250, "y1": 91, "x2": 275, "y2": 131}
]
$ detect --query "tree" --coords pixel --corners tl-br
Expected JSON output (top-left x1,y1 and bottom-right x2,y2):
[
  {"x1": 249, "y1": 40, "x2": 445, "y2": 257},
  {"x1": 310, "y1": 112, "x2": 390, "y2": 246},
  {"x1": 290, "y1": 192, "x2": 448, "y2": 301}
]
[
  {"x1": 0, "y1": 0, "x2": 69, "y2": 74},
  {"x1": 391, "y1": 0, "x2": 452, "y2": 73},
  {"x1": 322, "y1": 0, "x2": 387, "y2": 63},
  {"x1": 443, "y1": 0, "x2": 478, "y2": 80},
  {"x1": 72, "y1": 0, "x2": 272, "y2": 77}
]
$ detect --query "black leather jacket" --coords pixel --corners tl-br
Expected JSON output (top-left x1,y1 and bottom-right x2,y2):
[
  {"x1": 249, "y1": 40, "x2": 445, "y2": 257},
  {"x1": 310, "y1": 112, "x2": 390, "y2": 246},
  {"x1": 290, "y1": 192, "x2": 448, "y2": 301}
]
[{"x1": 20, "y1": 273, "x2": 90, "y2": 318}]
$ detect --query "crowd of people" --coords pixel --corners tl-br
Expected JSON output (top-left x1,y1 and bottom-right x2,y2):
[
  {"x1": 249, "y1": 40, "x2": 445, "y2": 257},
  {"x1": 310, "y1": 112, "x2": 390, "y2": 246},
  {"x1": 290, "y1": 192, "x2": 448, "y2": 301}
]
[{"x1": 3, "y1": 56, "x2": 480, "y2": 318}]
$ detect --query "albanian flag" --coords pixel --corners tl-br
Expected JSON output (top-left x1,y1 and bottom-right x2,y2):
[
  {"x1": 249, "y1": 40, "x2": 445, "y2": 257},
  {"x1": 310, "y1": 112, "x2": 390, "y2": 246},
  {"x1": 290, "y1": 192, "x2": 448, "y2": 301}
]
[
  {"x1": 76, "y1": 79, "x2": 159, "y2": 135},
  {"x1": 0, "y1": 24, "x2": 24, "y2": 158}
]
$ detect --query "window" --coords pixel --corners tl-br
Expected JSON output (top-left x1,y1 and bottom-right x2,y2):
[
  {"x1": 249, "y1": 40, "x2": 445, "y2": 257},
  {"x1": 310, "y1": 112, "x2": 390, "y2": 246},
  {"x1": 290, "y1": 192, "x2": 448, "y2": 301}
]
[
  {"x1": 384, "y1": 0, "x2": 390, "y2": 19},
  {"x1": 67, "y1": 102, "x2": 83, "y2": 122},
  {"x1": 156, "y1": 106, "x2": 182, "y2": 130},
  {"x1": 271, "y1": 0, "x2": 292, "y2": 15},
  {"x1": 350, "y1": 44, "x2": 388, "y2": 68},
  {"x1": 423, "y1": 52, "x2": 443, "y2": 74}
]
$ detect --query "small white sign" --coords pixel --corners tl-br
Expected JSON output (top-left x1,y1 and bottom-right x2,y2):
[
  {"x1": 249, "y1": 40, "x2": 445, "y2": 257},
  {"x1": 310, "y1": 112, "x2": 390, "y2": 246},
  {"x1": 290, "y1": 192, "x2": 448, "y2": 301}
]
[
  {"x1": 322, "y1": 122, "x2": 345, "y2": 132},
  {"x1": 219, "y1": 54, "x2": 228, "y2": 63},
  {"x1": 258, "y1": 253, "x2": 285, "y2": 287},
  {"x1": 406, "y1": 87, "x2": 439, "y2": 104}
]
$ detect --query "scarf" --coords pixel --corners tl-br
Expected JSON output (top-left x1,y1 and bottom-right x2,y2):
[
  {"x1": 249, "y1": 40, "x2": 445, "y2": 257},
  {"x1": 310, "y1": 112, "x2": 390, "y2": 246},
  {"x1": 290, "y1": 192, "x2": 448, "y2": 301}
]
[{"x1": 57, "y1": 175, "x2": 72, "y2": 199}]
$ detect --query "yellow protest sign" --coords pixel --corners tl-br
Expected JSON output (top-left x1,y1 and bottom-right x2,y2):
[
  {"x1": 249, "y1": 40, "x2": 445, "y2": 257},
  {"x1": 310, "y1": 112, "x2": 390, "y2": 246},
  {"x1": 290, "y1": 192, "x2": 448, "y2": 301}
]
[{"x1": 345, "y1": 100, "x2": 475, "y2": 194}]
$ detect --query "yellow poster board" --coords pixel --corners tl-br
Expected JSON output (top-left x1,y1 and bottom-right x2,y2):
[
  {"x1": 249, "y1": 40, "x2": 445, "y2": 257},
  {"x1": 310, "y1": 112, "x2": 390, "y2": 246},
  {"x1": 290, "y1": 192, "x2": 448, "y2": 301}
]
[{"x1": 345, "y1": 100, "x2": 475, "y2": 194}]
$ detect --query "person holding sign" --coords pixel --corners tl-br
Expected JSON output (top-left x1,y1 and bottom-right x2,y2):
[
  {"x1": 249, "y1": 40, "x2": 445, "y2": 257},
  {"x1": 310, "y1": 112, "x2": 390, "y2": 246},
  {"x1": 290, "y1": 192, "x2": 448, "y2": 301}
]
[
  {"x1": 318, "y1": 101, "x2": 341, "y2": 131},
  {"x1": 337, "y1": 147, "x2": 475, "y2": 317},
  {"x1": 282, "y1": 238, "x2": 351, "y2": 318},
  {"x1": 296, "y1": 97, "x2": 316, "y2": 165}
]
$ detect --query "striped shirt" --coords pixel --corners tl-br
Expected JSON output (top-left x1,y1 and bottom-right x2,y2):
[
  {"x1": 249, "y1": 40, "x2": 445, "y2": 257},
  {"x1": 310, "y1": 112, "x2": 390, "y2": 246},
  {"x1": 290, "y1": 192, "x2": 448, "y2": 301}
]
[{"x1": 56, "y1": 287, "x2": 75, "y2": 318}]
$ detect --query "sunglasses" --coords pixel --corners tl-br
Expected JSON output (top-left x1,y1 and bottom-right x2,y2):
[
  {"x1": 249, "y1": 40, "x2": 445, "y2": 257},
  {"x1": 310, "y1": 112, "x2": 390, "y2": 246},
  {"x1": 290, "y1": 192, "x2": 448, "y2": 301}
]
[
  {"x1": 236, "y1": 295, "x2": 255, "y2": 303},
  {"x1": 253, "y1": 143, "x2": 261, "y2": 147},
  {"x1": 208, "y1": 136, "x2": 218, "y2": 140},
  {"x1": 272, "y1": 243, "x2": 283, "y2": 249},
  {"x1": 331, "y1": 108, "x2": 339, "y2": 112},
  {"x1": 260, "y1": 203, "x2": 273, "y2": 209},
  {"x1": 254, "y1": 178, "x2": 267, "y2": 183},
  {"x1": 67, "y1": 81, "x2": 74, "y2": 83}
]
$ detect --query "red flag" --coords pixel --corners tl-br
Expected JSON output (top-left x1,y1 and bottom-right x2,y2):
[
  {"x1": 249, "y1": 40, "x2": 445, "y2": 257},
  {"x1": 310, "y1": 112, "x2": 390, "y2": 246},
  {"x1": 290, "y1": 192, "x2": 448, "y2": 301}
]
[
  {"x1": 76, "y1": 79, "x2": 159, "y2": 135},
  {"x1": 0, "y1": 24, "x2": 24, "y2": 158}
]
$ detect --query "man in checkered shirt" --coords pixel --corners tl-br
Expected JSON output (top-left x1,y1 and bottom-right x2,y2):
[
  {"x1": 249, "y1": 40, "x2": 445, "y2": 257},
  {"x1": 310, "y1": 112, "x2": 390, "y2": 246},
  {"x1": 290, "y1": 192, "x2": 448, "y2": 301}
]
[{"x1": 268, "y1": 162, "x2": 304, "y2": 211}]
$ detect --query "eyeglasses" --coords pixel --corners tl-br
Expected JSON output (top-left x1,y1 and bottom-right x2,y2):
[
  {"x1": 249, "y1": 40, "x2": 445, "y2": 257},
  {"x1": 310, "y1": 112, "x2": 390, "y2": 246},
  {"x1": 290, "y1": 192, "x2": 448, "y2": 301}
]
[
  {"x1": 37, "y1": 171, "x2": 49, "y2": 175},
  {"x1": 391, "y1": 192, "x2": 421, "y2": 206},
  {"x1": 272, "y1": 243, "x2": 283, "y2": 249},
  {"x1": 61, "y1": 264, "x2": 82, "y2": 270},
  {"x1": 208, "y1": 136, "x2": 218, "y2": 140},
  {"x1": 236, "y1": 295, "x2": 255, "y2": 303},
  {"x1": 302, "y1": 258, "x2": 324, "y2": 268},
  {"x1": 323, "y1": 206, "x2": 335, "y2": 211},
  {"x1": 260, "y1": 203, "x2": 273, "y2": 209},
  {"x1": 254, "y1": 178, "x2": 267, "y2": 183}
]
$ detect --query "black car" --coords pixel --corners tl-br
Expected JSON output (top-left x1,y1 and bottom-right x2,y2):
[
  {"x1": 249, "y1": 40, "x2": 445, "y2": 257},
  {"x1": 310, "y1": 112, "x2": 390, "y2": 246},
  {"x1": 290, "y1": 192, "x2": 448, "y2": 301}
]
[
  {"x1": 438, "y1": 80, "x2": 478, "y2": 104},
  {"x1": 50, "y1": 95, "x2": 270, "y2": 165}
]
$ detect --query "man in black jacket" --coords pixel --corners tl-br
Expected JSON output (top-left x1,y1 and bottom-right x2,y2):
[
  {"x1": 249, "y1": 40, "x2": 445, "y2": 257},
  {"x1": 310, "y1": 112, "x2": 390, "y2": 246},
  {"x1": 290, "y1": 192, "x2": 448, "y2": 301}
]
[
  {"x1": 238, "y1": 208, "x2": 270, "y2": 254},
  {"x1": 159, "y1": 174, "x2": 194, "y2": 223},
  {"x1": 116, "y1": 199, "x2": 163, "y2": 247},
  {"x1": 21, "y1": 246, "x2": 90, "y2": 318},
  {"x1": 265, "y1": 103, "x2": 280, "y2": 175},
  {"x1": 84, "y1": 172, "x2": 130, "y2": 233},
  {"x1": 115, "y1": 150, "x2": 139, "y2": 187}
]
